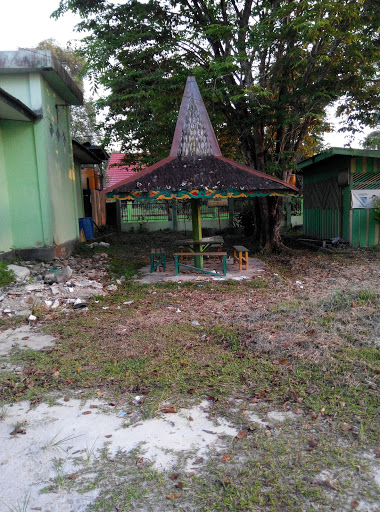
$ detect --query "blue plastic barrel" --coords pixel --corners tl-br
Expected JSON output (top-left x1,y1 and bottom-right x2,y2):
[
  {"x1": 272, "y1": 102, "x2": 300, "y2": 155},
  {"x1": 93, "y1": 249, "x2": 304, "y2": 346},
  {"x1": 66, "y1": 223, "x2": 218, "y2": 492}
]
[{"x1": 78, "y1": 217, "x2": 94, "y2": 240}]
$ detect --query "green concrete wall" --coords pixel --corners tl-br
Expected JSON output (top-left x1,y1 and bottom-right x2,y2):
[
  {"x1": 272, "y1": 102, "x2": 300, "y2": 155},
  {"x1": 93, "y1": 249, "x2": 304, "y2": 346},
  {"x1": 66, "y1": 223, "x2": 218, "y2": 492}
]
[
  {"x1": 41, "y1": 78, "x2": 79, "y2": 245},
  {"x1": 0, "y1": 120, "x2": 46, "y2": 249},
  {"x1": 0, "y1": 125, "x2": 13, "y2": 253},
  {"x1": 0, "y1": 72, "x2": 82, "y2": 255},
  {"x1": 74, "y1": 162, "x2": 85, "y2": 219}
]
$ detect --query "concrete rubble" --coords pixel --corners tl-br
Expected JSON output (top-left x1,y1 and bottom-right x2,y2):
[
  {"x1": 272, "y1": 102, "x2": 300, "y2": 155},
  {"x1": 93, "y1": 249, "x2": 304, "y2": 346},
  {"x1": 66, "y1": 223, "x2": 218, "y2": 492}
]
[{"x1": 0, "y1": 252, "x2": 115, "y2": 319}]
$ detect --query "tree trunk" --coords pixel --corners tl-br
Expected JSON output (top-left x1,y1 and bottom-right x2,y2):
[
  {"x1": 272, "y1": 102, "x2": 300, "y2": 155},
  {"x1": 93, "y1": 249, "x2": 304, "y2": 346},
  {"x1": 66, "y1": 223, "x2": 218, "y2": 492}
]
[{"x1": 260, "y1": 197, "x2": 288, "y2": 253}]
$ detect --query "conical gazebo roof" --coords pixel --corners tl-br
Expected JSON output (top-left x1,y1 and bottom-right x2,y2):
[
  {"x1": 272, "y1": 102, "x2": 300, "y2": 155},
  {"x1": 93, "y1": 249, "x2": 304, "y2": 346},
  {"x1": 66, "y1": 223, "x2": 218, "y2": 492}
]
[{"x1": 104, "y1": 77, "x2": 297, "y2": 200}]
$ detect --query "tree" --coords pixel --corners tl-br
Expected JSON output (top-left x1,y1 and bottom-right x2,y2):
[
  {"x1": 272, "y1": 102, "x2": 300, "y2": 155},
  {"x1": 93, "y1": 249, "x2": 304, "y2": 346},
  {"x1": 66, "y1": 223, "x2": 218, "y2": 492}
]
[
  {"x1": 362, "y1": 130, "x2": 380, "y2": 150},
  {"x1": 32, "y1": 39, "x2": 99, "y2": 144},
  {"x1": 54, "y1": 0, "x2": 380, "y2": 250}
]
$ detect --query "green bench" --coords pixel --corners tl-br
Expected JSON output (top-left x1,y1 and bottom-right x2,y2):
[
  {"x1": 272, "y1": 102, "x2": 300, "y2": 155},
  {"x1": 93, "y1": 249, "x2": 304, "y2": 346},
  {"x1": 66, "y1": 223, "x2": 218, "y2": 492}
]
[
  {"x1": 150, "y1": 248, "x2": 166, "y2": 273},
  {"x1": 174, "y1": 252, "x2": 227, "y2": 276}
]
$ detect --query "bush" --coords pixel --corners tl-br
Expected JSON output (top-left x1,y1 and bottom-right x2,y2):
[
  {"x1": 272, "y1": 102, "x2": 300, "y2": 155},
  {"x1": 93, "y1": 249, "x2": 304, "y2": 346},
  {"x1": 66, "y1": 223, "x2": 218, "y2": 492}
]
[
  {"x1": 372, "y1": 197, "x2": 380, "y2": 223},
  {"x1": 0, "y1": 262, "x2": 15, "y2": 288}
]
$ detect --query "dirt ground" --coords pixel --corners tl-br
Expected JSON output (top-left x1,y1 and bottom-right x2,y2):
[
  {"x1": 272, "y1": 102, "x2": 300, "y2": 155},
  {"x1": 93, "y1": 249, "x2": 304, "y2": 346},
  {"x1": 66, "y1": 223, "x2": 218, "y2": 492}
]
[{"x1": 0, "y1": 232, "x2": 379, "y2": 512}]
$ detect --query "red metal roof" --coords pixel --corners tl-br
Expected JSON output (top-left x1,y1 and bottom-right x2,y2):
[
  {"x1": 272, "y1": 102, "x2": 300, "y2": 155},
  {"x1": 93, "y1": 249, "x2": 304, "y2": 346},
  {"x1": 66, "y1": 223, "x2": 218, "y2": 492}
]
[{"x1": 105, "y1": 153, "x2": 144, "y2": 188}]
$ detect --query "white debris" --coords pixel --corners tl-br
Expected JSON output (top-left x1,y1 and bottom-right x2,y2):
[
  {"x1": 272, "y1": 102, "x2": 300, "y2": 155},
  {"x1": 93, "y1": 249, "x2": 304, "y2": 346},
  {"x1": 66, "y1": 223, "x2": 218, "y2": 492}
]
[{"x1": 28, "y1": 314, "x2": 37, "y2": 322}]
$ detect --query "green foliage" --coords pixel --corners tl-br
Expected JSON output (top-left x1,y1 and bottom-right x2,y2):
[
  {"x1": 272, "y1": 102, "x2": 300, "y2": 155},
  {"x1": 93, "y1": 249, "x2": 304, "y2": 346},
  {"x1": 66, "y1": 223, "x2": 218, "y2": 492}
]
[
  {"x1": 0, "y1": 262, "x2": 15, "y2": 288},
  {"x1": 54, "y1": 0, "x2": 380, "y2": 173},
  {"x1": 372, "y1": 196, "x2": 380, "y2": 223},
  {"x1": 362, "y1": 129, "x2": 380, "y2": 150}
]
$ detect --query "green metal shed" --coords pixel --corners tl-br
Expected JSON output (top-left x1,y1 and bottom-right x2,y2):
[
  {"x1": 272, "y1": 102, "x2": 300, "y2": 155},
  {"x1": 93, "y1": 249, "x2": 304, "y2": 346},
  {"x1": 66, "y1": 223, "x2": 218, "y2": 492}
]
[{"x1": 298, "y1": 148, "x2": 380, "y2": 247}]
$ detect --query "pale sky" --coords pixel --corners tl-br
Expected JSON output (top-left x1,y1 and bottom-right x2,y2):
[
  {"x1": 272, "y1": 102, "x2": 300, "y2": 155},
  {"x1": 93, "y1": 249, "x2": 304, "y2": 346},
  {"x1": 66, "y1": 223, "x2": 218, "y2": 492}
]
[{"x1": 1, "y1": 0, "x2": 371, "y2": 150}]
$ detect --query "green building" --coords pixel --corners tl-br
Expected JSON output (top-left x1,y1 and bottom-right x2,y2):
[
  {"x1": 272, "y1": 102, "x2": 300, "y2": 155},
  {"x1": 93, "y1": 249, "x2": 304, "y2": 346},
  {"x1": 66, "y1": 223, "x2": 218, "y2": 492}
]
[
  {"x1": 0, "y1": 50, "x2": 86, "y2": 260},
  {"x1": 298, "y1": 148, "x2": 380, "y2": 247}
]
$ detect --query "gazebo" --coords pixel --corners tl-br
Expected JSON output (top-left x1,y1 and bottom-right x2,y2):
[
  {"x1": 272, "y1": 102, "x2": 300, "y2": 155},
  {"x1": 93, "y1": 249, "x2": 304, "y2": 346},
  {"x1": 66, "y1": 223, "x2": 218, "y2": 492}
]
[{"x1": 103, "y1": 77, "x2": 297, "y2": 270}]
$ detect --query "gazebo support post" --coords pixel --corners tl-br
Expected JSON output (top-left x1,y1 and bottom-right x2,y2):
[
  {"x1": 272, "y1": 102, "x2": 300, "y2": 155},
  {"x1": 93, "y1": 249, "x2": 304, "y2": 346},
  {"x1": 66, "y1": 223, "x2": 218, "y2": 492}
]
[{"x1": 191, "y1": 198, "x2": 203, "y2": 268}]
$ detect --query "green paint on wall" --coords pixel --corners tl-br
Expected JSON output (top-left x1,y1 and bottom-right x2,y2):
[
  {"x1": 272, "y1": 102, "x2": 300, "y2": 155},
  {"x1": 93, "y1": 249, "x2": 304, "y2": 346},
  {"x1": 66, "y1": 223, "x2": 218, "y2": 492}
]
[
  {"x1": 1, "y1": 120, "x2": 45, "y2": 249},
  {"x1": 0, "y1": 126, "x2": 13, "y2": 253}
]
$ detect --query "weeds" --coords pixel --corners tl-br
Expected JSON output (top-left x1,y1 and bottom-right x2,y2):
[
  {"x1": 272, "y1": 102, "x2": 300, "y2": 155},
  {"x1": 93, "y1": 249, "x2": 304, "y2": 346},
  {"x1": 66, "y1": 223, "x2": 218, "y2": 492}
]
[
  {"x1": 44, "y1": 433, "x2": 83, "y2": 452},
  {"x1": 0, "y1": 494, "x2": 30, "y2": 512},
  {"x1": 0, "y1": 262, "x2": 15, "y2": 288}
]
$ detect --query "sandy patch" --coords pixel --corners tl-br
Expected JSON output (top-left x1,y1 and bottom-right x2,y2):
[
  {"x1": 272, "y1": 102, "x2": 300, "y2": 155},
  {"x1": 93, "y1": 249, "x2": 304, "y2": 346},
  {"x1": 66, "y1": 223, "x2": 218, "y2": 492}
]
[{"x1": 0, "y1": 399, "x2": 237, "y2": 511}]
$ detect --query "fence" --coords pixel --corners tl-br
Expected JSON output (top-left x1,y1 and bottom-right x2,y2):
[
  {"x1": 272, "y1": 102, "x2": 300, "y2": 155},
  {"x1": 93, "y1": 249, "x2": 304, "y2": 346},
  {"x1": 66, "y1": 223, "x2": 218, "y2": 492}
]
[
  {"x1": 119, "y1": 197, "x2": 303, "y2": 230},
  {"x1": 120, "y1": 200, "x2": 229, "y2": 223}
]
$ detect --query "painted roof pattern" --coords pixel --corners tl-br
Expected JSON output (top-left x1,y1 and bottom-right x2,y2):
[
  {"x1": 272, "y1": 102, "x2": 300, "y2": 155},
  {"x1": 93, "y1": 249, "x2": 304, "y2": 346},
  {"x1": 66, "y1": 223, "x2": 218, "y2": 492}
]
[{"x1": 103, "y1": 77, "x2": 297, "y2": 195}]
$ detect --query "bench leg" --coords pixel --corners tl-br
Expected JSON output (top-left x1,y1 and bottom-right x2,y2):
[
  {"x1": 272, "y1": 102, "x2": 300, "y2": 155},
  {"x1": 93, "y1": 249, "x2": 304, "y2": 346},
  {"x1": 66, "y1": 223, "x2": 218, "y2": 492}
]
[
  {"x1": 238, "y1": 251, "x2": 243, "y2": 271},
  {"x1": 174, "y1": 255, "x2": 179, "y2": 275},
  {"x1": 222, "y1": 255, "x2": 227, "y2": 275},
  {"x1": 150, "y1": 254, "x2": 166, "y2": 273},
  {"x1": 244, "y1": 251, "x2": 249, "y2": 270}
]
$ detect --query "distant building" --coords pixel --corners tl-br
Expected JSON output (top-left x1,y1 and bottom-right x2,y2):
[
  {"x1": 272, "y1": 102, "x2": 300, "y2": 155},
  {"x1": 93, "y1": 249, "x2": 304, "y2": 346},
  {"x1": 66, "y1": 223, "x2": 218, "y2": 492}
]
[{"x1": 298, "y1": 148, "x2": 380, "y2": 247}]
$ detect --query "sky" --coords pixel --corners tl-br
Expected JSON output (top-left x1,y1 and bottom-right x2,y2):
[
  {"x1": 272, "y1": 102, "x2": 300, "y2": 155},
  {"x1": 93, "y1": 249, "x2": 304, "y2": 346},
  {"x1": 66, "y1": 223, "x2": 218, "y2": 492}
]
[{"x1": 1, "y1": 0, "x2": 372, "y2": 150}]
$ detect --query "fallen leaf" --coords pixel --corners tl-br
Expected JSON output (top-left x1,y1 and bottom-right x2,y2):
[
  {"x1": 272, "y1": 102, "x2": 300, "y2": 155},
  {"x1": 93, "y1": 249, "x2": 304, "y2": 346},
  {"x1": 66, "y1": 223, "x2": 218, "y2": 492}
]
[
  {"x1": 308, "y1": 439, "x2": 318, "y2": 448},
  {"x1": 63, "y1": 396, "x2": 69, "y2": 402},
  {"x1": 68, "y1": 473, "x2": 77, "y2": 480},
  {"x1": 90, "y1": 405, "x2": 98, "y2": 409},
  {"x1": 374, "y1": 447, "x2": 380, "y2": 458},
  {"x1": 342, "y1": 424, "x2": 353, "y2": 432},
  {"x1": 189, "y1": 416, "x2": 193, "y2": 421},
  {"x1": 160, "y1": 404, "x2": 176, "y2": 413},
  {"x1": 82, "y1": 411, "x2": 92, "y2": 415},
  {"x1": 294, "y1": 408, "x2": 303, "y2": 415},
  {"x1": 187, "y1": 388, "x2": 196, "y2": 394},
  {"x1": 136, "y1": 457, "x2": 143, "y2": 465},
  {"x1": 10, "y1": 427, "x2": 26, "y2": 435},
  {"x1": 193, "y1": 457, "x2": 204, "y2": 465},
  {"x1": 170, "y1": 473, "x2": 179, "y2": 480},
  {"x1": 221, "y1": 453, "x2": 231, "y2": 462},
  {"x1": 166, "y1": 493, "x2": 181, "y2": 500},
  {"x1": 186, "y1": 472, "x2": 195, "y2": 478},
  {"x1": 236, "y1": 431, "x2": 248, "y2": 439},
  {"x1": 105, "y1": 435, "x2": 112, "y2": 438},
  {"x1": 175, "y1": 482, "x2": 184, "y2": 489},
  {"x1": 351, "y1": 501, "x2": 359, "y2": 509}
]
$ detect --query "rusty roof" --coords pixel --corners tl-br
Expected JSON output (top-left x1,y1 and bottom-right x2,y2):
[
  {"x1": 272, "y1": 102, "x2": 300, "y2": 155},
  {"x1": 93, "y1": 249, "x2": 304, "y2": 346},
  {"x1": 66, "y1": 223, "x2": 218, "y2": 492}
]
[{"x1": 103, "y1": 77, "x2": 297, "y2": 195}]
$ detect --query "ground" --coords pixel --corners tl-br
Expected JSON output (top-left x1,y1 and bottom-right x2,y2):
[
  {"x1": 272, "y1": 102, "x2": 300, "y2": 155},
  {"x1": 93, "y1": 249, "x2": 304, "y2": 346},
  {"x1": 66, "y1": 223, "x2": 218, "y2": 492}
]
[{"x1": 0, "y1": 231, "x2": 379, "y2": 512}]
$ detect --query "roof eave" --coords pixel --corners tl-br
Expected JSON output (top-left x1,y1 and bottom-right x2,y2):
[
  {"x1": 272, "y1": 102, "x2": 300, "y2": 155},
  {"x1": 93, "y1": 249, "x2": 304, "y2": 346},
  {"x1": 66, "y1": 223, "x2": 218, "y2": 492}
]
[{"x1": 0, "y1": 86, "x2": 41, "y2": 122}]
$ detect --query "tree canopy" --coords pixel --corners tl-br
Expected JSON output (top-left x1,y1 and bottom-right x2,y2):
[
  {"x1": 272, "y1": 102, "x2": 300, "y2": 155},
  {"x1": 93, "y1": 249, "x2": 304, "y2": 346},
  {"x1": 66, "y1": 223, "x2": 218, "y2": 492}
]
[{"x1": 54, "y1": 0, "x2": 380, "y2": 248}]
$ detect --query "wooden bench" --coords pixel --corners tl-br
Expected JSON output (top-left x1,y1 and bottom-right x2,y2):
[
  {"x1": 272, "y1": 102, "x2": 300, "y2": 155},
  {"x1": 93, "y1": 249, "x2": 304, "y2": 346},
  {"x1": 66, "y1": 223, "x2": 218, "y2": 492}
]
[
  {"x1": 233, "y1": 245, "x2": 249, "y2": 270},
  {"x1": 174, "y1": 252, "x2": 227, "y2": 276},
  {"x1": 150, "y1": 248, "x2": 166, "y2": 273}
]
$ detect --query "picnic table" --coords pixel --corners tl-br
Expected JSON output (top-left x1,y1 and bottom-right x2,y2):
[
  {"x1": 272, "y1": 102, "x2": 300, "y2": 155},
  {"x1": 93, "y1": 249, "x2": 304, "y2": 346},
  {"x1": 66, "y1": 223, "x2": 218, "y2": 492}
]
[
  {"x1": 174, "y1": 236, "x2": 224, "y2": 253},
  {"x1": 173, "y1": 236, "x2": 226, "y2": 276}
]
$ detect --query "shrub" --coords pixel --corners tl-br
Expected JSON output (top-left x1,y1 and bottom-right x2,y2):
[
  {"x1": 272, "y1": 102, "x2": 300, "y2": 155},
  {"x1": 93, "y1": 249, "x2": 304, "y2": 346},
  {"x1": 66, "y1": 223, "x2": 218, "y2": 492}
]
[{"x1": 0, "y1": 262, "x2": 15, "y2": 287}]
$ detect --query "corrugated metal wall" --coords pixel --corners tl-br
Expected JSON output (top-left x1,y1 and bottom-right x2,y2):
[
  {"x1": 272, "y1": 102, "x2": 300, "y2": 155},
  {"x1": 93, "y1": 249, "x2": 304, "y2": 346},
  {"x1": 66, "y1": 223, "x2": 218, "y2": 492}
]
[
  {"x1": 303, "y1": 155, "x2": 380, "y2": 246},
  {"x1": 303, "y1": 168, "x2": 341, "y2": 239},
  {"x1": 349, "y1": 157, "x2": 380, "y2": 247}
]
